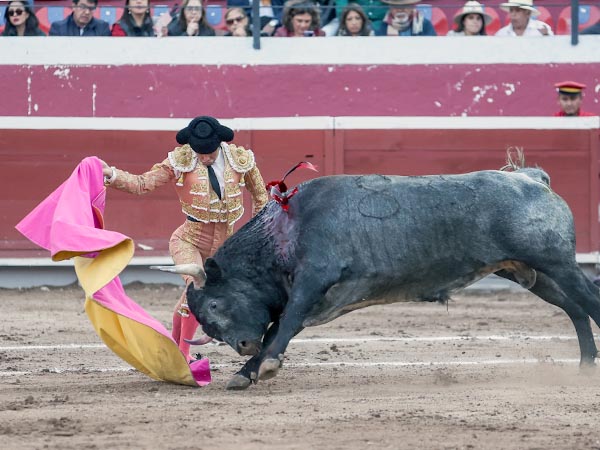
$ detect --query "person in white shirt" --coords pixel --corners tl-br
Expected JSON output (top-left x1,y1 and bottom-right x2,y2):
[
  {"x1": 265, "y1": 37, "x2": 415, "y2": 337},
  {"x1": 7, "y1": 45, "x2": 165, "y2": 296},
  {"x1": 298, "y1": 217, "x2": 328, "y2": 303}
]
[{"x1": 495, "y1": 0, "x2": 553, "y2": 36}]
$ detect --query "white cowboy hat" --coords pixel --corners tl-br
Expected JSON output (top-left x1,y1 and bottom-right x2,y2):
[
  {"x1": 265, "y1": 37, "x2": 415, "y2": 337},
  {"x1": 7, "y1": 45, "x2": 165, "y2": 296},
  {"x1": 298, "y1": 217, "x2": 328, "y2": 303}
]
[
  {"x1": 454, "y1": 1, "x2": 492, "y2": 25},
  {"x1": 499, "y1": 0, "x2": 540, "y2": 17}
]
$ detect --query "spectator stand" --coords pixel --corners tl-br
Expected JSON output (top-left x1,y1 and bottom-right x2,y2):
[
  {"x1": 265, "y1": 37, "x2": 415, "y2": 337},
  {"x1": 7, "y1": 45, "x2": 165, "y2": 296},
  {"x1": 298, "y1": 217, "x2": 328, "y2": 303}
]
[
  {"x1": 94, "y1": 5, "x2": 124, "y2": 26},
  {"x1": 150, "y1": 3, "x2": 169, "y2": 29},
  {"x1": 36, "y1": 5, "x2": 72, "y2": 34},
  {"x1": 0, "y1": 4, "x2": 5, "y2": 33},
  {"x1": 484, "y1": 6, "x2": 501, "y2": 35},
  {"x1": 556, "y1": 4, "x2": 600, "y2": 34},
  {"x1": 205, "y1": 0, "x2": 227, "y2": 30},
  {"x1": 418, "y1": 3, "x2": 449, "y2": 35}
]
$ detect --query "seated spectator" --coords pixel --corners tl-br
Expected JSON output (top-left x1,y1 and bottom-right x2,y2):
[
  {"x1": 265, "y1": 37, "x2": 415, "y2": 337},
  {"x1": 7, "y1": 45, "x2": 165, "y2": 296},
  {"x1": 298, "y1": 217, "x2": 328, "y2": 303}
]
[
  {"x1": 553, "y1": 81, "x2": 596, "y2": 117},
  {"x1": 495, "y1": 0, "x2": 553, "y2": 36},
  {"x1": 2, "y1": 0, "x2": 45, "y2": 36},
  {"x1": 224, "y1": 7, "x2": 251, "y2": 36},
  {"x1": 335, "y1": 3, "x2": 374, "y2": 36},
  {"x1": 274, "y1": 0, "x2": 325, "y2": 37},
  {"x1": 228, "y1": 0, "x2": 285, "y2": 23},
  {"x1": 375, "y1": 0, "x2": 436, "y2": 36},
  {"x1": 167, "y1": 0, "x2": 215, "y2": 36},
  {"x1": 49, "y1": 0, "x2": 111, "y2": 36},
  {"x1": 447, "y1": 1, "x2": 490, "y2": 36},
  {"x1": 223, "y1": 6, "x2": 278, "y2": 36},
  {"x1": 330, "y1": 0, "x2": 387, "y2": 36},
  {"x1": 112, "y1": 0, "x2": 156, "y2": 36}
]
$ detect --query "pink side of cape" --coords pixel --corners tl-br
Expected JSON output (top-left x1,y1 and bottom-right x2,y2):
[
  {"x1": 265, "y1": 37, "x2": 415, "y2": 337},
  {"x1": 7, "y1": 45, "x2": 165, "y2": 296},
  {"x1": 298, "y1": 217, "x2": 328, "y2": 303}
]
[
  {"x1": 15, "y1": 157, "x2": 211, "y2": 386},
  {"x1": 15, "y1": 157, "x2": 128, "y2": 257}
]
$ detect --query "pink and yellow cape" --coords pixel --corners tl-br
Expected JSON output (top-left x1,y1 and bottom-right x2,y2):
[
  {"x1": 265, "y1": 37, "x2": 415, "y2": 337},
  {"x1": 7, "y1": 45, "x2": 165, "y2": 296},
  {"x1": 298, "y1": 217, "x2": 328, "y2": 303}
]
[{"x1": 16, "y1": 157, "x2": 211, "y2": 387}]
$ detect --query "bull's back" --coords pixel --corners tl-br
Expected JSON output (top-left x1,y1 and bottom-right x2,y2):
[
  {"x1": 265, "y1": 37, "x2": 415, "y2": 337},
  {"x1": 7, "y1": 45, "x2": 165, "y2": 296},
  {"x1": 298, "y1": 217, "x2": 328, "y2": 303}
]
[{"x1": 289, "y1": 171, "x2": 573, "y2": 273}]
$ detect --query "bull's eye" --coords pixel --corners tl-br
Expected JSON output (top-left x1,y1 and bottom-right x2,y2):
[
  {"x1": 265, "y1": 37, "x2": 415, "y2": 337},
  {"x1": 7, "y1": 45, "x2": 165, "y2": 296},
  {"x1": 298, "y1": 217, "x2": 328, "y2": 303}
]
[{"x1": 209, "y1": 301, "x2": 218, "y2": 311}]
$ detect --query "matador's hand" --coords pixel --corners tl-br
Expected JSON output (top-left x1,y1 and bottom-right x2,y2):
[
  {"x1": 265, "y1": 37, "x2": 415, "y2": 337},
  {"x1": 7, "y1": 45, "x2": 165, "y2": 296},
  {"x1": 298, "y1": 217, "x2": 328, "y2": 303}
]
[{"x1": 99, "y1": 159, "x2": 113, "y2": 177}]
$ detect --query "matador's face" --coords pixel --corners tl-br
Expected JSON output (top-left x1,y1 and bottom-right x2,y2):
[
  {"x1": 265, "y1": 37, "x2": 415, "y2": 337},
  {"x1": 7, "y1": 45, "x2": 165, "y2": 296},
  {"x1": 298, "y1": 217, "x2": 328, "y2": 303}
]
[{"x1": 199, "y1": 149, "x2": 219, "y2": 166}]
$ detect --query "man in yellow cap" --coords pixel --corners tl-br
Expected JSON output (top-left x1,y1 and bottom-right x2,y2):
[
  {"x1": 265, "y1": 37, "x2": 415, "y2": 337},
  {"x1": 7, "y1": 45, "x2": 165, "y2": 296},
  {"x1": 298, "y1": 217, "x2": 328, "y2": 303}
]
[{"x1": 554, "y1": 81, "x2": 596, "y2": 117}]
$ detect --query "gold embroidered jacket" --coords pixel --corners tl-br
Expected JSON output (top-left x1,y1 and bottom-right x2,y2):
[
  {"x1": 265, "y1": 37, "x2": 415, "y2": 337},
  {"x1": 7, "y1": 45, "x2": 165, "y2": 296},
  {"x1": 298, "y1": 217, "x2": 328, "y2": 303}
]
[{"x1": 110, "y1": 143, "x2": 268, "y2": 235}]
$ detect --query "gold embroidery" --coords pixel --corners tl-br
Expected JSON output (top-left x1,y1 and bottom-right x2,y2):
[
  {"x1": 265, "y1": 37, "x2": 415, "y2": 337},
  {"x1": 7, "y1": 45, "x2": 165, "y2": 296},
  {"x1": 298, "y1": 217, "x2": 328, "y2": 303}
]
[
  {"x1": 173, "y1": 143, "x2": 265, "y2": 226},
  {"x1": 190, "y1": 180, "x2": 209, "y2": 195},
  {"x1": 223, "y1": 143, "x2": 255, "y2": 173},
  {"x1": 244, "y1": 167, "x2": 269, "y2": 213},
  {"x1": 168, "y1": 145, "x2": 197, "y2": 173}
]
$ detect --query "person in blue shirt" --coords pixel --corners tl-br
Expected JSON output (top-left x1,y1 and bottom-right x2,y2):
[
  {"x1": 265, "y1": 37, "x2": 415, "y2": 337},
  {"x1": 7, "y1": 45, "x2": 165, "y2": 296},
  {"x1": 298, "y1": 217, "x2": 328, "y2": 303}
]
[
  {"x1": 375, "y1": 0, "x2": 436, "y2": 36},
  {"x1": 49, "y1": 0, "x2": 111, "y2": 36}
]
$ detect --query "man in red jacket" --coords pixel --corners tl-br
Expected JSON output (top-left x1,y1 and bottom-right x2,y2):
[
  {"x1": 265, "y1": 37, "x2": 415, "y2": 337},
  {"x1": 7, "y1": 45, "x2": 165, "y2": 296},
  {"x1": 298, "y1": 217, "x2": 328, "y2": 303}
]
[{"x1": 553, "y1": 81, "x2": 596, "y2": 117}]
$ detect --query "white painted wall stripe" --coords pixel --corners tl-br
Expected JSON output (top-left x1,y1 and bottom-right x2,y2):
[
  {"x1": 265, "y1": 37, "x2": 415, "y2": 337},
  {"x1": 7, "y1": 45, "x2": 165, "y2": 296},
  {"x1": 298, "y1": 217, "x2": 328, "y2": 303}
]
[
  {"x1": 1, "y1": 116, "x2": 598, "y2": 131},
  {"x1": 0, "y1": 358, "x2": 580, "y2": 378},
  {"x1": 0, "y1": 334, "x2": 583, "y2": 352},
  {"x1": 2, "y1": 36, "x2": 600, "y2": 65}
]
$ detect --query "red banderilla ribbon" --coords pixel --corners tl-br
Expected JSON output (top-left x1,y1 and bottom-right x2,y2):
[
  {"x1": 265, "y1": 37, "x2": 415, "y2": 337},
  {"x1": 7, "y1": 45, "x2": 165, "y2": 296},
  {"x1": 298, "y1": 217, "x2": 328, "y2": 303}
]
[{"x1": 266, "y1": 161, "x2": 318, "y2": 211}]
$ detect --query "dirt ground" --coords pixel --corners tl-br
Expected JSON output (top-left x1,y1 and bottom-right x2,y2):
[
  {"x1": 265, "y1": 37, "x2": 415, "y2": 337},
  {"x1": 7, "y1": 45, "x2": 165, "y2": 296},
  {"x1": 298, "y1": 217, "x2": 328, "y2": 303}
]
[{"x1": 2, "y1": 283, "x2": 600, "y2": 450}]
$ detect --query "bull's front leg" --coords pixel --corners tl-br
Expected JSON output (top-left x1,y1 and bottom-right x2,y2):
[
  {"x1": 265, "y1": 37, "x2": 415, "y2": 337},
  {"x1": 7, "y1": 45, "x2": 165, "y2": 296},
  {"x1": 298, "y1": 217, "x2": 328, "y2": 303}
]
[
  {"x1": 257, "y1": 324, "x2": 305, "y2": 381},
  {"x1": 226, "y1": 321, "x2": 280, "y2": 390},
  {"x1": 257, "y1": 279, "x2": 323, "y2": 381}
]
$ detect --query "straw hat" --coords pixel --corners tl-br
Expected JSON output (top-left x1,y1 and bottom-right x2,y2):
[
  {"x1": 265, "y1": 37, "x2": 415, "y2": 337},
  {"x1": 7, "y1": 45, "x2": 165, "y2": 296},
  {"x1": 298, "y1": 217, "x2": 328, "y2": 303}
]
[
  {"x1": 499, "y1": 0, "x2": 540, "y2": 17},
  {"x1": 454, "y1": 1, "x2": 492, "y2": 25}
]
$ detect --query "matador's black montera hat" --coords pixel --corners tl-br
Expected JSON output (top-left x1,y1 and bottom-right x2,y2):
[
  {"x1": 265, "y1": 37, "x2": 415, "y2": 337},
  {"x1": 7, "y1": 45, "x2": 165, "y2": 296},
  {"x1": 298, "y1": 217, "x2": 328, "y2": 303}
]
[{"x1": 176, "y1": 116, "x2": 234, "y2": 154}]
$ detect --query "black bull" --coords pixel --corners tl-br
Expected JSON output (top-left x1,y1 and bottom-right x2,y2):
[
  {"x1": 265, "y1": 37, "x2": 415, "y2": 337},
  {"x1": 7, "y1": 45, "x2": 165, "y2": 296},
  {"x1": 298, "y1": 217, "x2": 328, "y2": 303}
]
[{"x1": 183, "y1": 169, "x2": 600, "y2": 390}]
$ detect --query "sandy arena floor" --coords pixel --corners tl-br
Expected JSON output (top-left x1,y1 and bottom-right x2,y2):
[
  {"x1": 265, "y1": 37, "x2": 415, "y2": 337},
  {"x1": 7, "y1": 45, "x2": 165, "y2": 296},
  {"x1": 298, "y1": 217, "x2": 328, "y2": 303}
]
[{"x1": 2, "y1": 283, "x2": 600, "y2": 450}]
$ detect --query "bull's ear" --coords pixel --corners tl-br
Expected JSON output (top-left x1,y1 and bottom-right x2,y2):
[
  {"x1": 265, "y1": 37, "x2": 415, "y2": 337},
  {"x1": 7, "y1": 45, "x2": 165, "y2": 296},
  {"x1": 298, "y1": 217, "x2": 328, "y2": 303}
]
[{"x1": 205, "y1": 258, "x2": 222, "y2": 282}]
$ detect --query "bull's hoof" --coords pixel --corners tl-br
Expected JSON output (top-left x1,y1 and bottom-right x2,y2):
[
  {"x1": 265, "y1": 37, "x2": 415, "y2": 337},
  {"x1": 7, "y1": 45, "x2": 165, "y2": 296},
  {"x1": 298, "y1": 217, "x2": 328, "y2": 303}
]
[
  {"x1": 258, "y1": 358, "x2": 281, "y2": 381},
  {"x1": 579, "y1": 358, "x2": 596, "y2": 372},
  {"x1": 226, "y1": 374, "x2": 252, "y2": 390}
]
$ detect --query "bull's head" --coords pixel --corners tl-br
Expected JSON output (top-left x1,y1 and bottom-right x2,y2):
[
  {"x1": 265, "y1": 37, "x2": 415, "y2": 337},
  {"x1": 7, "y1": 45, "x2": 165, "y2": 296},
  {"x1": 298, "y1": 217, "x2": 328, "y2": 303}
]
[{"x1": 186, "y1": 258, "x2": 271, "y2": 357}]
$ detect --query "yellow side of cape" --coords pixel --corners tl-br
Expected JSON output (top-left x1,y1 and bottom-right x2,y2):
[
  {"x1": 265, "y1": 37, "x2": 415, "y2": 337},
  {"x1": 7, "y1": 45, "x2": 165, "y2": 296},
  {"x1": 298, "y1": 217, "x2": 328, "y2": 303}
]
[{"x1": 73, "y1": 244, "x2": 198, "y2": 387}]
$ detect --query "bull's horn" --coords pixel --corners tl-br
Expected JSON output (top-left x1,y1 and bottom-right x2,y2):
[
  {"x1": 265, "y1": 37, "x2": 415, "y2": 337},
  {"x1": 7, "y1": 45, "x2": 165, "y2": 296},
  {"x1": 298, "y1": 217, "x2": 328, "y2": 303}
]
[
  {"x1": 150, "y1": 264, "x2": 207, "y2": 287},
  {"x1": 184, "y1": 335, "x2": 214, "y2": 346}
]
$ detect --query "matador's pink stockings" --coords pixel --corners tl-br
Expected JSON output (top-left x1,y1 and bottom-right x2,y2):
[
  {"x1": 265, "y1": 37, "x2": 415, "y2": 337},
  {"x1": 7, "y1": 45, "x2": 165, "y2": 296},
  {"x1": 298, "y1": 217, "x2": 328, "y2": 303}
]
[{"x1": 172, "y1": 311, "x2": 199, "y2": 363}]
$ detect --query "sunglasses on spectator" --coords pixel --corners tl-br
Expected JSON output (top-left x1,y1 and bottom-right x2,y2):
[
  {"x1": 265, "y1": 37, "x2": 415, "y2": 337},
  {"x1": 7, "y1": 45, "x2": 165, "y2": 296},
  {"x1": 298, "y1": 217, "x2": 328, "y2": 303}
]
[
  {"x1": 8, "y1": 8, "x2": 25, "y2": 16},
  {"x1": 226, "y1": 16, "x2": 245, "y2": 25},
  {"x1": 185, "y1": 6, "x2": 202, "y2": 12},
  {"x1": 75, "y1": 4, "x2": 96, "y2": 12}
]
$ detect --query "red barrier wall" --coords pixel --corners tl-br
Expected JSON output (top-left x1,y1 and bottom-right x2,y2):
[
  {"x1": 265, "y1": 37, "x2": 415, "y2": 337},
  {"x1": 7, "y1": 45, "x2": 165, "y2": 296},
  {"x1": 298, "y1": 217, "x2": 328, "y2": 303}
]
[
  {"x1": 2, "y1": 118, "x2": 598, "y2": 258},
  {"x1": 3, "y1": 63, "x2": 599, "y2": 118}
]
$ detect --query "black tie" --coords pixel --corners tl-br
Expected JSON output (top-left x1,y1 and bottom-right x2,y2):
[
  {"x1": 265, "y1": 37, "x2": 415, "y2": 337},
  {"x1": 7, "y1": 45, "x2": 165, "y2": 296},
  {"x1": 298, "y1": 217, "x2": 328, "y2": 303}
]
[{"x1": 207, "y1": 165, "x2": 222, "y2": 200}]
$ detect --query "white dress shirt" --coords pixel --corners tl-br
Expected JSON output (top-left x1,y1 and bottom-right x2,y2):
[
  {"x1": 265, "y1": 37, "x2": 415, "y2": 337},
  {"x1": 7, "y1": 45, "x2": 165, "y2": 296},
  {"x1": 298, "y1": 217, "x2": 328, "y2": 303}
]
[
  {"x1": 210, "y1": 147, "x2": 226, "y2": 199},
  {"x1": 495, "y1": 18, "x2": 554, "y2": 36}
]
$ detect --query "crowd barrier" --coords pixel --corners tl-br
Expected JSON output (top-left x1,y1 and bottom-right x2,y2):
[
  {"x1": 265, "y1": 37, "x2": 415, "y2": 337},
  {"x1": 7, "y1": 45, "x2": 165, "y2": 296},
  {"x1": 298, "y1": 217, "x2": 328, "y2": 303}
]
[{"x1": 2, "y1": 116, "x2": 598, "y2": 261}]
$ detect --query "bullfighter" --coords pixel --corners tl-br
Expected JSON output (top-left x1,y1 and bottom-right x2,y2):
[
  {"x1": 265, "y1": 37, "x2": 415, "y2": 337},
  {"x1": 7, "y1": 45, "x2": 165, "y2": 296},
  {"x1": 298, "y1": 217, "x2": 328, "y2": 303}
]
[{"x1": 101, "y1": 116, "x2": 269, "y2": 363}]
